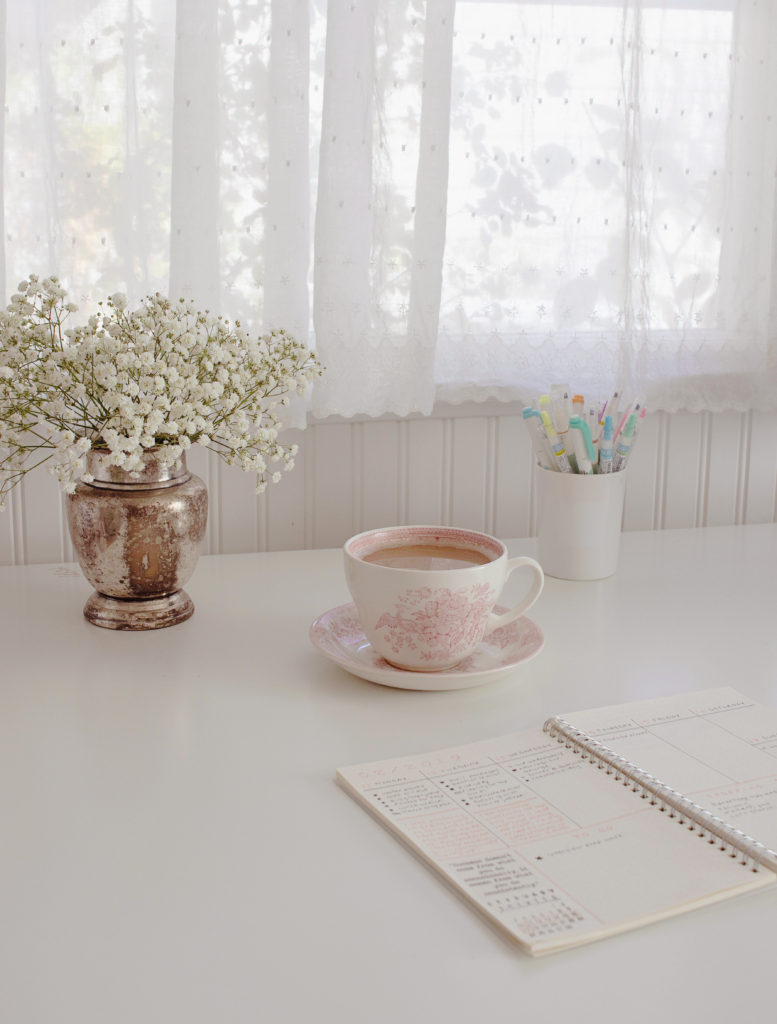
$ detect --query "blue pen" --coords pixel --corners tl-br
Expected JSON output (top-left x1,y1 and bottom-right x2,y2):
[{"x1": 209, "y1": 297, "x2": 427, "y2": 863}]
[
  {"x1": 598, "y1": 415, "x2": 614, "y2": 474},
  {"x1": 568, "y1": 415, "x2": 596, "y2": 474}
]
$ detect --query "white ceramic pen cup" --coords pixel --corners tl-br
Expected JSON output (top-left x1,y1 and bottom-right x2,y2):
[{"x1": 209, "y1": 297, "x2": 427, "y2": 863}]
[{"x1": 535, "y1": 465, "x2": 627, "y2": 580}]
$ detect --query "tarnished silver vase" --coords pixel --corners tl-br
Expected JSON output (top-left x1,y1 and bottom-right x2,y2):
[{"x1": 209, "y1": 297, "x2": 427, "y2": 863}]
[{"x1": 66, "y1": 449, "x2": 208, "y2": 630}]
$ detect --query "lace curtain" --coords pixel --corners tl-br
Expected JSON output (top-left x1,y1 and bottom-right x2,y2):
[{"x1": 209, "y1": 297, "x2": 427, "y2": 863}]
[{"x1": 3, "y1": 0, "x2": 776, "y2": 419}]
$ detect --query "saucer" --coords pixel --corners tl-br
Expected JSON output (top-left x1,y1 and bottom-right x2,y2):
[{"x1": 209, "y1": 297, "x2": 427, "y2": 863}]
[{"x1": 309, "y1": 602, "x2": 544, "y2": 691}]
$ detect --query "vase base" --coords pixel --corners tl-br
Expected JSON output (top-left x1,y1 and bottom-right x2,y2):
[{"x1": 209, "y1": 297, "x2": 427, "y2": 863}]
[{"x1": 83, "y1": 590, "x2": 195, "y2": 630}]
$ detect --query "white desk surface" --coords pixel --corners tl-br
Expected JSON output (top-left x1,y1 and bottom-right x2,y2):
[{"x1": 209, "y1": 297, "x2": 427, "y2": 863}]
[{"x1": 1, "y1": 524, "x2": 775, "y2": 1023}]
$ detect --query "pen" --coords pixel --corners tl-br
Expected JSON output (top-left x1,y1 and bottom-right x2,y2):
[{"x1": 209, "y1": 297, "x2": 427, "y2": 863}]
[
  {"x1": 568, "y1": 415, "x2": 596, "y2": 474},
  {"x1": 597, "y1": 415, "x2": 614, "y2": 473},
  {"x1": 551, "y1": 386, "x2": 571, "y2": 434},
  {"x1": 522, "y1": 407, "x2": 555, "y2": 470},
  {"x1": 587, "y1": 405, "x2": 601, "y2": 445},
  {"x1": 540, "y1": 411, "x2": 573, "y2": 473},
  {"x1": 538, "y1": 393, "x2": 553, "y2": 423},
  {"x1": 572, "y1": 394, "x2": 585, "y2": 418},
  {"x1": 612, "y1": 413, "x2": 637, "y2": 471},
  {"x1": 614, "y1": 400, "x2": 642, "y2": 443},
  {"x1": 600, "y1": 389, "x2": 620, "y2": 427}
]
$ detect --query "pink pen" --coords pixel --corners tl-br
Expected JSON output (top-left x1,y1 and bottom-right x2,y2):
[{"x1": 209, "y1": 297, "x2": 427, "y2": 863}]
[
  {"x1": 600, "y1": 389, "x2": 620, "y2": 427},
  {"x1": 614, "y1": 400, "x2": 642, "y2": 442}
]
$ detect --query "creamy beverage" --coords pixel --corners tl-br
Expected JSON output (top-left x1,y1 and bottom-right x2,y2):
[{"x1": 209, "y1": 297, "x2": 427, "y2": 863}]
[
  {"x1": 362, "y1": 543, "x2": 492, "y2": 571},
  {"x1": 344, "y1": 524, "x2": 544, "y2": 671}
]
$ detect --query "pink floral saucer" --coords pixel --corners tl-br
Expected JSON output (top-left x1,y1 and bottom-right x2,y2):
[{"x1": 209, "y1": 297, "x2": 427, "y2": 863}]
[{"x1": 309, "y1": 602, "x2": 544, "y2": 691}]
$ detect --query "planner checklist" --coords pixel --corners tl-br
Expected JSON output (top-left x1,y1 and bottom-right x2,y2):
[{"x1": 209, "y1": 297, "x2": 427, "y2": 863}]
[{"x1": 337, "y1": 688, "x2": 777, "y2": 956}]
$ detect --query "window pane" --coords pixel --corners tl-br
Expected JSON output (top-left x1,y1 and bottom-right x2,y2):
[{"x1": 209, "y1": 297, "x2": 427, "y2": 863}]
[{"x1": 437, "y1": 2, "x2": 734, "y2": 396}]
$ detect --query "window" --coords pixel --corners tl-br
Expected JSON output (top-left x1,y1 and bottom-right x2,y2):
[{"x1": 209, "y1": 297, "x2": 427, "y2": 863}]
[{"x1": 3, "y1": 1, "x2": 775, "y2": 420}]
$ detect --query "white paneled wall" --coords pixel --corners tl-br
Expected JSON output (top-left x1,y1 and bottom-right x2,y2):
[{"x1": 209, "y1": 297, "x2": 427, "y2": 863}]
[{"x1": 3, "y1": 409, "x2": 777, "y2": 566}]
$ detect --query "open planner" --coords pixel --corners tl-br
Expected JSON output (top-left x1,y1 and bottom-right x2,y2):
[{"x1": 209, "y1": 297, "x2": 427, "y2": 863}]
[{"x1": 337, "y1": 688, "x2": 777, "y2": 955}]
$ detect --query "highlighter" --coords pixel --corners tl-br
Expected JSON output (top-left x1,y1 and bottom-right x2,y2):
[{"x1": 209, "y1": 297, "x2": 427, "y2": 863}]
[
  {"x1": 522, "y1": 407, "x2": 555, "y2": 470},
  {"x1": 568, "y1": 415, "x2": 596, "y2": 474},
  {"x1": 540, "y1": 411, "x2": 572, "y2": 473}
]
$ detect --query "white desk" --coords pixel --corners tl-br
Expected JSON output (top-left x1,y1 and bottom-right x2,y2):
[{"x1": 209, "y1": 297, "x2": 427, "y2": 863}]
[{"x1": 2, "y1": 525, "x2": 775, "y2": 1023}]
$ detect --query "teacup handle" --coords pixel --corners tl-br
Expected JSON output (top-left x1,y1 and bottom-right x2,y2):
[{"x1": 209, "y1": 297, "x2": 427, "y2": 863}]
[{"x1": 486, "y1": 557, "x2": 544, "y2": 633}]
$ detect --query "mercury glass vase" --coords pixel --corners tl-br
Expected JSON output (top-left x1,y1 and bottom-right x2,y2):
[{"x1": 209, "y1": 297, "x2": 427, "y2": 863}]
[{"x1": 66, "y1": 448, "x2": 208, "y2": 630}]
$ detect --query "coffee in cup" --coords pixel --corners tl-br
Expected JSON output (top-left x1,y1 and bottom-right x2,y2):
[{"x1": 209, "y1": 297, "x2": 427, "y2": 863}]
[{"x1": 344, "y1": 525, "x2": 544, "y2": 671}]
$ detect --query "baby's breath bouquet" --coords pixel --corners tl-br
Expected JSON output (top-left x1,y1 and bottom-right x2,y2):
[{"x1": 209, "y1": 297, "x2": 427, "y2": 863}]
[{"x1": 0, "y1": 274, "x2": 322, "y2": 510}]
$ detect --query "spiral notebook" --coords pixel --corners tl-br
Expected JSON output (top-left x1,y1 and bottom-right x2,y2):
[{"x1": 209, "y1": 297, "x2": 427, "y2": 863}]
[{"x1": 337, "y1": 688, "x2": 777, "y2": 956}]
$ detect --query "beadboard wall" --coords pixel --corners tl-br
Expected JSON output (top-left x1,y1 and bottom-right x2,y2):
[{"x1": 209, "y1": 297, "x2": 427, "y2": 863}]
[{"x1": 3, "y1": 408, "x2": 777, "y2": 566}]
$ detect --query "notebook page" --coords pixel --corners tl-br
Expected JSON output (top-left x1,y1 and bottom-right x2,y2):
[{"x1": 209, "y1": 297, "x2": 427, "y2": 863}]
[
  {"x1": 562, "y1": 687, "x2": 777, "y2": 853},
  {"x1": 338, "y1": 718, "x2": 772, "y2": 955}
]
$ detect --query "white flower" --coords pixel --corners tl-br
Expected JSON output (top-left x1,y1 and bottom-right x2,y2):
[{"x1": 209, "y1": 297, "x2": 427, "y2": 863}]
[{"x1": 0, "y1": 276, "x2": 322, "y2": 507}]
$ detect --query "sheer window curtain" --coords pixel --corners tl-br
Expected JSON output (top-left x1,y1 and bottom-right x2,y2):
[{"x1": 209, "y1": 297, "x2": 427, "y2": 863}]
[
  {"x1": 3, "y1": 0, "x2": 311, "y2": 360},
  {"x1": 2, "y1": 0, "x2": 776, "y2": 422},
  {"x1": 314, "y1": 0, "x2": 777, "y2": 416}
]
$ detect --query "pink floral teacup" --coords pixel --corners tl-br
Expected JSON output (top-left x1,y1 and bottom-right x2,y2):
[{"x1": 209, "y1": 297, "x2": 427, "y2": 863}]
[{"x1": 344, "y1": 525, "x2": 544, "y2": 671}]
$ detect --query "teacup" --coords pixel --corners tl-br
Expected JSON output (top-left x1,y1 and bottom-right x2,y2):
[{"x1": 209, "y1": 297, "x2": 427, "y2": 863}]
[{"x1": 344, "y1": 525, "x2": 544, "y2": 671}]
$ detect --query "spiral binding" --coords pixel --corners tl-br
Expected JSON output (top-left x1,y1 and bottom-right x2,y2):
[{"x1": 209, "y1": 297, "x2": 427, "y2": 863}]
[{"x1": 543, "y1": 716, "x2": 777, "y2": 874}]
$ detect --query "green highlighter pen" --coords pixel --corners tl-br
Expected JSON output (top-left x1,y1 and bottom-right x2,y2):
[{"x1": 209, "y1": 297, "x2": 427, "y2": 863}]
[{"x1": 568, "y1": 415, "x2": 596, "y2": 474}]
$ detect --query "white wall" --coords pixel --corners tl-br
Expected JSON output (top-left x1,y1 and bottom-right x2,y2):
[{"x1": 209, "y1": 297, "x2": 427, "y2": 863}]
[{"x1": 3, "y1": 407, "x2": 777, "y2": 565}]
